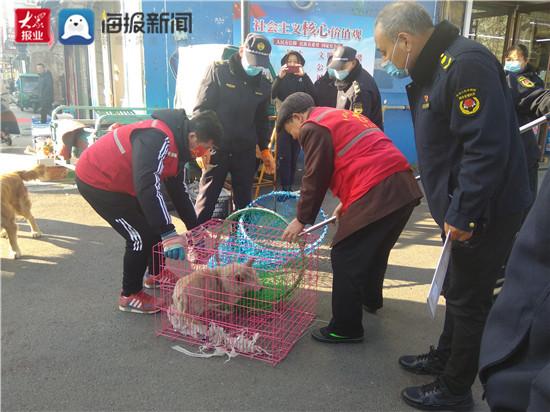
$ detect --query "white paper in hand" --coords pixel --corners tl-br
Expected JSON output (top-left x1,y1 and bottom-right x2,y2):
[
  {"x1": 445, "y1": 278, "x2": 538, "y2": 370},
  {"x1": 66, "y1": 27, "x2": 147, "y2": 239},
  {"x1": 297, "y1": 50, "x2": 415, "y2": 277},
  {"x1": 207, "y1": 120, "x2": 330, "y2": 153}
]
[{"x1": 427, "y1": 232, "x2": 451, "y2": 319}]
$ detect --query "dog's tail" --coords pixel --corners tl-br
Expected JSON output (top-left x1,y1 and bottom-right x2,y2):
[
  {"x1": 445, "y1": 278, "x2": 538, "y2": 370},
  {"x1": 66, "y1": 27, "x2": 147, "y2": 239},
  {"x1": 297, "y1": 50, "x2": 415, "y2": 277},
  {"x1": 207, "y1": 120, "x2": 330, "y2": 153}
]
[{"x1": 15, "y1": 164, "x2": 47, "y2": 181}]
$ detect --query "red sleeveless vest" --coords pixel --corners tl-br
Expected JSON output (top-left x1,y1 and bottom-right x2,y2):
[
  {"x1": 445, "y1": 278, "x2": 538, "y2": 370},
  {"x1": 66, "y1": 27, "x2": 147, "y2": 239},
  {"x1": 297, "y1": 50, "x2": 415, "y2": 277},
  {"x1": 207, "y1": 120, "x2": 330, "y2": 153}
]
[
  {"x1": 305, "y1": 107, "x2": 410, "y2": 211},
  {"x1": 76, "y1": 119, "x2": 179, "y2": 196}
]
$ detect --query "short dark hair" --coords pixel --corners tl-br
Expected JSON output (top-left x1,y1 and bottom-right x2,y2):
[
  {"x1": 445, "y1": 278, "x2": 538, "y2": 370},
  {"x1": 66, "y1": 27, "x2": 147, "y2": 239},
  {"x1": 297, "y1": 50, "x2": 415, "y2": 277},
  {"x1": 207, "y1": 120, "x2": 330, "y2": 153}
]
[
  {"x1": 36, "y1": 63, "x2": 45, "y2": 68},
  {"x1": 189, "y1": 110, "x2": 223, "y2": 147},
  {"x1": 506, "y1": 44, "x2": 529, "y2": 60}
]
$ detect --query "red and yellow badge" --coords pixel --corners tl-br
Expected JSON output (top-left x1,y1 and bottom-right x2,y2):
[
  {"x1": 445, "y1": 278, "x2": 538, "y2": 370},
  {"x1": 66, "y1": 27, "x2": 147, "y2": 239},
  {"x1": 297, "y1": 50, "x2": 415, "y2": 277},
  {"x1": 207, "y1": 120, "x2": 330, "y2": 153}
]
[
  {"x1": 456, "y1": 88, "x2": 481, "y2": 116},
  {"x1": 517, "y1": 75, "x2": 535, "y2": 88}
]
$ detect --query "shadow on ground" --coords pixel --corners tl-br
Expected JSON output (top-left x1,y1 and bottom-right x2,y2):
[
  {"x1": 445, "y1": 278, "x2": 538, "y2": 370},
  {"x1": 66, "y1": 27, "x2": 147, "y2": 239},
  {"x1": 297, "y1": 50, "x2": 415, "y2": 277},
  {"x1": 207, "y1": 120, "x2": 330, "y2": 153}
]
[{"x1": 2, "y1": 191, "x2": 488, "y2": 411}]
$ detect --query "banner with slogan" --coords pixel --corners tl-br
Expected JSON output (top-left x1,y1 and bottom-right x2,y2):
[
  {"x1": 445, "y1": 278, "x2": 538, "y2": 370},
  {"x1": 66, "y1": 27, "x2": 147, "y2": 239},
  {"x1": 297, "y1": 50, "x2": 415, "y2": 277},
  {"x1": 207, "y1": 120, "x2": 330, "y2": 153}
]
[{"x1": 246, "y1": 4, "x2": 376, "y2": 82}]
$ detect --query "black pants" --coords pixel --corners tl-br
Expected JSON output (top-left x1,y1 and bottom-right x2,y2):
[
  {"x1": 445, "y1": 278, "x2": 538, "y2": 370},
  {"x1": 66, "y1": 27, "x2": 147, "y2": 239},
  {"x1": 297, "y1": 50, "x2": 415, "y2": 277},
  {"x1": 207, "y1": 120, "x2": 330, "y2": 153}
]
[
  {"x1": 40, "y1": 102, "x2": 52, "y2": 123},
  {"x1": 277, "y1": 131, "x2": 301, "y2": 190},
  {"x1": 527, "y1": 160, "x2": 539, "y2": 204},
  {"x1": 195, "y1": 148, "x2": 257, "y2": 225},
  {"x1": 328, "y1": 202, "x2": 416, "y2": 337},
  {"x1": 76, "y1": 178, "x2": 162, "y2": 296},
  {"x1": 436, "y1": 212, "x2": 524, "y2": 394}
]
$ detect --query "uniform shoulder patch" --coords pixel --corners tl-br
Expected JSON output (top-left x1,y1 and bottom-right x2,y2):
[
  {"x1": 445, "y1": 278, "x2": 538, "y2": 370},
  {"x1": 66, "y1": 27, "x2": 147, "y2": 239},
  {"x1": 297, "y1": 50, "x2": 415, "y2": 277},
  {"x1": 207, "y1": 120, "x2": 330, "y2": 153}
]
[
  {"x1": 456, "y1": 88, "x2": 481, "y2": 116},
  {"x1": 439, "y1": 52, "x2": 454, "y2": 71},
  {"x1": 214, "y1": 60, "x2": 227, "y2": 66},
  {"x1": 517, "y1": 75, "x2": 535, "y2": 88},
  {"x1": 352, "y1": 102, "x2": 363, "y2": 114}
]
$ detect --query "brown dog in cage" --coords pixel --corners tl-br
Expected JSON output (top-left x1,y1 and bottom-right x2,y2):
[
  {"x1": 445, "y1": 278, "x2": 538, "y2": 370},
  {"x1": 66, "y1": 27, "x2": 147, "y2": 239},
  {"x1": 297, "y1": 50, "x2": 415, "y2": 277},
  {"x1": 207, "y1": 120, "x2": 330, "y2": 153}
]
[
  {"x1": 171, "y1": 258, "x2": 263, "y2": 320},
  {"x1": 1, "y1": 164, "x2": 46, "y2": 259}
]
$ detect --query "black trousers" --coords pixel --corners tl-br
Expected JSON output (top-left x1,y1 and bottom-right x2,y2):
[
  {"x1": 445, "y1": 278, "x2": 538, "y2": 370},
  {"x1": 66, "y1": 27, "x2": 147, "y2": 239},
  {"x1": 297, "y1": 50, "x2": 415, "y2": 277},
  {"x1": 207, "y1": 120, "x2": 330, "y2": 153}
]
[
  {"x1": 76, "y1": 178, "x2": 163, "y2": 296},
  {"x1": 277, "y1": 131, "x2": 301, "y2": 190},
  {"x1": 195, "y1": 148, "x2": 257, "y2": 225},
  {"x1": 436, "y1": 212, "x2": 524, "y2": 394},
  {"x1": 40, "y1": 102, "x2": 52, "y2": 123},
  {"x1": 527, "y1": 161, "x2": 539, "y2": 204},
  {"x1": 328, "y1": 202, "x2": 416, "y2": 337}
]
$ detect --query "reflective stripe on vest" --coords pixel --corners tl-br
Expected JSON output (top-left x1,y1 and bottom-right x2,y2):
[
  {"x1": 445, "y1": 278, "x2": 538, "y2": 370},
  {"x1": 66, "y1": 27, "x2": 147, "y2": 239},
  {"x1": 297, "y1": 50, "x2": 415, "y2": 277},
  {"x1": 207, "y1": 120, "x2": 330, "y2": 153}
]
[
  {"x1": 314, "y1": 108, "x2": 340, "y2": 122},
  {"x1": 337, "y1": 127, "x2": 381, "y2": 157},
  {"x1": 113, "y1": 128, "x2": 126, "y2": 154}
]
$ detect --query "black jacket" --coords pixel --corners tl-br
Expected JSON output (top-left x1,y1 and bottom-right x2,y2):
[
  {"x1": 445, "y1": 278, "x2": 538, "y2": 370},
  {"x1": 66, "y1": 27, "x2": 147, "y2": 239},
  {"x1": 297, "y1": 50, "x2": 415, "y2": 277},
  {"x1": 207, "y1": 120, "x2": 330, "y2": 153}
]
[
  {"x1": 314, "y1": 72, "x2": 338, "y2": 108},
  {"x1": 479, "y1": 167, "x2": 550, "y2": 412},
  {"x1": 131, "y1": 109, "x2": 195, "y2": 235},
  {"x1": 194, "y1": 53, "x2": 271, "y2": 153},
  {"x1": 406, "y1": 21, "x2": 531, "y2": 232},
  {"x1": 506, "y1": 69, "x2": 546, "y2": 165},
  {"x1": 271, "y1": 72, "x2": 315, "y2": 102},
  {"x1": 37, "y1": 70, "x2": 54, "y2": 104},
  {"x1": 334, "y1": 61, "x2": 383, "y2": 129}
]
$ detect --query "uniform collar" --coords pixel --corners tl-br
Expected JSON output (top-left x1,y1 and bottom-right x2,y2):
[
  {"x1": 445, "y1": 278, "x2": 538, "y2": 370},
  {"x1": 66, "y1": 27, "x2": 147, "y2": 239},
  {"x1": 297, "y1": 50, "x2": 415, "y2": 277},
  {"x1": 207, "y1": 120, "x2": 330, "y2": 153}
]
[{"x1": 409, "y1": 20, "x2": 459, "y2": 86}]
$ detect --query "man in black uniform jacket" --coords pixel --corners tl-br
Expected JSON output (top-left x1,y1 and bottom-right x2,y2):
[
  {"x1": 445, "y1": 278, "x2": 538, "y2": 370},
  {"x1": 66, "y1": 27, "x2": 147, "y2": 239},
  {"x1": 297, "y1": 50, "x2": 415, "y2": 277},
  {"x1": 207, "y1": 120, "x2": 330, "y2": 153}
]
[
  {"x1": 479, "y1": 159, "x2": 550, "y2": 412},
  {"x1": 193, "y1": 33, "x2": 275, "y2": 224},
  {"x1": 375, "y1": 2, "x2": 531, "y2": 410},
  {"x1": 504, "y1": 44, "x2": 546, "y2": 200},
  {"x1": 478, "y1": 91, "x2": 550, "y2": 412},
  {"x1": 329, "y1": 46, "x2": 383, "y2": 130}
]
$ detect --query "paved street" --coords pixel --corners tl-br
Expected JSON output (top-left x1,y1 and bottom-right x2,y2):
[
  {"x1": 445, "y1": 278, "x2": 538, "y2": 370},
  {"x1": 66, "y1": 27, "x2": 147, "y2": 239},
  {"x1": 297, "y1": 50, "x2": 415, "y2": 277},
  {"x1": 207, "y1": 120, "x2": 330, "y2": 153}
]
[{"x1": 0, "y1": 104, "x2": 493, "y2": 411}]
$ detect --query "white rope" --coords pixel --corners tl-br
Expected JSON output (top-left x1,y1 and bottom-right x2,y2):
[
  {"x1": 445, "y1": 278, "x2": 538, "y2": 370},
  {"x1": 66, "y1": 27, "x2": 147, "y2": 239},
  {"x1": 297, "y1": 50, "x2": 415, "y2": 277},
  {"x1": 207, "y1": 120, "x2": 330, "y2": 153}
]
[
  {"x1": 168, "y1": 311, "x2": 273, "y2": 360},
  {"x1": 171, "y1": 344, "x2": 238, "y2": 362}
]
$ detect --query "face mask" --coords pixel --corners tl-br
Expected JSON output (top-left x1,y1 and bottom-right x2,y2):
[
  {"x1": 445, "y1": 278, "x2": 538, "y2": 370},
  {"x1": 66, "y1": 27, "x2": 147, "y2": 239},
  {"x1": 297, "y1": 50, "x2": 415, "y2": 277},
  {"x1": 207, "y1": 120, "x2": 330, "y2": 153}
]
[
  {"x1": 241, "y1": 55, "x2": 263, "y2": 76},
  {"x1": 382, "y1": 37, "x2": 410, "y2": 79},
  {"x1": 504, "y1": 60, "x2": 522, "y2": 73},
  {"x1": 334, "y1": 69, "x2": 350, "y2": 80},
  {"x1": 327, "y1": 68, "x2": 336, "y2": 79},
  {"x1": 190, "y1": 145, "x2": 209, "y2": 158}
]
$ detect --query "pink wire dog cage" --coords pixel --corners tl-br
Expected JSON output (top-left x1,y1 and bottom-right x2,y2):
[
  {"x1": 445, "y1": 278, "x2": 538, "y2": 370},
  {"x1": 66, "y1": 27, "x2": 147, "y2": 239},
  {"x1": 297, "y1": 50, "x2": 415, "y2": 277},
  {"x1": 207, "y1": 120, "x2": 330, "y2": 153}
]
[{"x1": 153, "y1": 219, "x2": 319, "y2": 365}]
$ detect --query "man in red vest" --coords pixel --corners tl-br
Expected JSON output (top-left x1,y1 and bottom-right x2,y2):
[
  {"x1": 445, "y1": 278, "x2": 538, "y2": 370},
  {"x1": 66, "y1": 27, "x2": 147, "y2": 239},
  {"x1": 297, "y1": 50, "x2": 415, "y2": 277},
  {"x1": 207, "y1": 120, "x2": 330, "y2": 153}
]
[
  {"x1": 75, "y1": 110, "x2": 222, "y2": 314},
  {"x1": 280, "y1": 92, "x2": 423, "y2": 342}
]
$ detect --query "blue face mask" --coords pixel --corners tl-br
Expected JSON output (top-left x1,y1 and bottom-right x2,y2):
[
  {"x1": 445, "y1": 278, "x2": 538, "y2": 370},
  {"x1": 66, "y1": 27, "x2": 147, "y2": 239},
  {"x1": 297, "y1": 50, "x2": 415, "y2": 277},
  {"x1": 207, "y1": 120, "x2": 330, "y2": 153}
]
[
  {"x1": 383, "y1": 61, "x2": 409, "y2": 79},
  {"x1": 327, "y1": 68, "x2": 336, "y2": 79},
  {"x1": 382, "y1": 38, "x2": 409, "y2": 79},
  {"x1": 241, "y1": 56, "x2": 263, "y2": 76},
  {"x1": 334, "y1": 69, "x2": 350, "y2": 80},
  {"x1": 504, "y1": 60, "x2": 522, "y2": 73}
]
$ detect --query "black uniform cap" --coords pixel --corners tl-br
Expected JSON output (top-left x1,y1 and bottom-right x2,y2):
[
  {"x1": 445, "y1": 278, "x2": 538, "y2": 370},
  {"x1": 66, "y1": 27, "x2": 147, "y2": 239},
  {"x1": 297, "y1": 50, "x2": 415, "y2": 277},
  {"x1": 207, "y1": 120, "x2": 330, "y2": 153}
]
[
  {"x1": 243, "y1": 33, "x2": 272, "y2": 68},
  {"x1": 276, "y1": 92, "x2": 315, "y2": 133},
  {"x1": 328, "y1": 46, "x2": 357, "y2": 70}
]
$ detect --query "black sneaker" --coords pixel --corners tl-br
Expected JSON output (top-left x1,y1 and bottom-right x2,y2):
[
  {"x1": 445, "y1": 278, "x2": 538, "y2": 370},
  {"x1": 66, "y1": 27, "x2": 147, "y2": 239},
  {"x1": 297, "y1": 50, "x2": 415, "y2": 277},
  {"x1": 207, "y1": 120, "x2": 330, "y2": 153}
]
[
  {"x1": 399, "y1": 346, "x2": 447, "y2": 375},
  {"x1": 311, "y1": 327, "x2": 363, "y2": 344},
  {"x1": 401, "y1": 377, "x2": 474, "y2": 411}
]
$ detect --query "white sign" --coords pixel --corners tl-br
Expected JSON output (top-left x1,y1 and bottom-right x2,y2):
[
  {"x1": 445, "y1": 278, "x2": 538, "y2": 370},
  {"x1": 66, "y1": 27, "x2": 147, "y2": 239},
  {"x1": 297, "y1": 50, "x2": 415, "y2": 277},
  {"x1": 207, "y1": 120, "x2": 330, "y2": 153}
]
[{"x1": 427, "y1": 232, "x2": 451, "y2": 319}]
